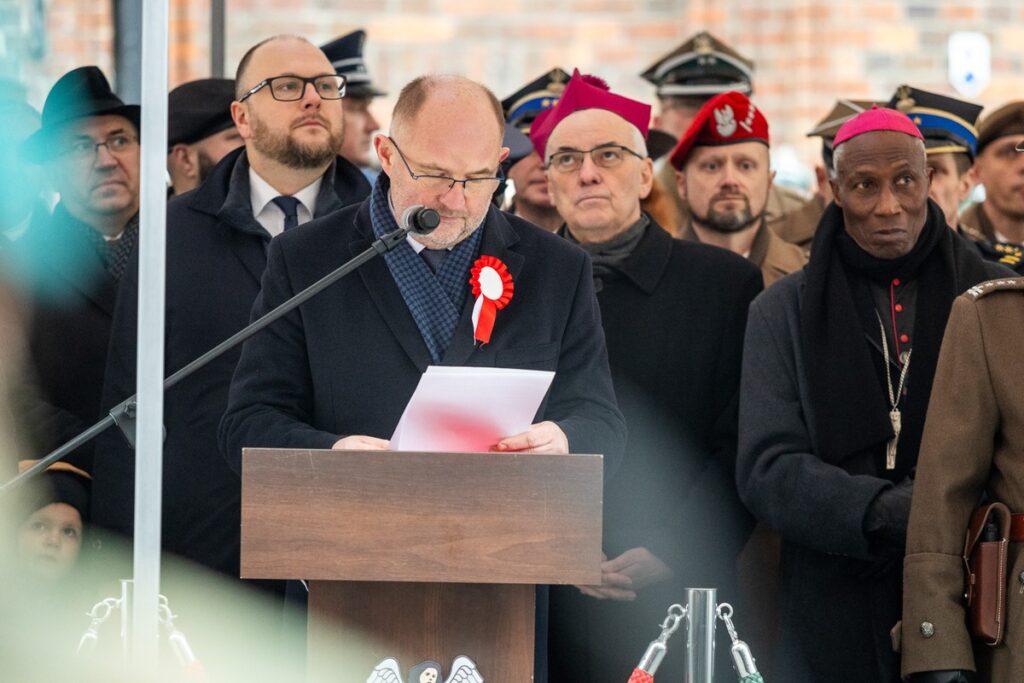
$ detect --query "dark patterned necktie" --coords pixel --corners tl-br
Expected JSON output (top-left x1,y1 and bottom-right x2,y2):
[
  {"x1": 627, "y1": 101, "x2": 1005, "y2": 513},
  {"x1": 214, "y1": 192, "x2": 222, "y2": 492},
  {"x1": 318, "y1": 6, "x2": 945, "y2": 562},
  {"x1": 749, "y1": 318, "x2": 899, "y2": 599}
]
[
  {"x1": 271, "y1": 195, "x2": 300, "y2": 231},
  {"x1": 420, "y1": 247, "x2": 447, "y2": 273}
]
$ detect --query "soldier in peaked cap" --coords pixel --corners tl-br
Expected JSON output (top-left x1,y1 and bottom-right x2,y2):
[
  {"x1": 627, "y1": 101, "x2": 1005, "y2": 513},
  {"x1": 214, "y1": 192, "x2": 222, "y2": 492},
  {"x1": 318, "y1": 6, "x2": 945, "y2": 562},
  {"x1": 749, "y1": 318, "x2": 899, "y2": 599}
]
[
  {"x1": 499, "y1": 67, "x2": 569, "y2": 231},
  {"x1": 960, "y1": 101, "x2": 1024, "y2": 248},
  {"x1": 642, "y1": 31, "x2": 815, "y2": 243},
  {"x1": 167, "y1": 78, "x2": 242, "y2": 196},
  {"x1": 890, "y1": 85, "x2": 1022, "y2": 273},
  {"x1": 321, "y1": 29, "x2": 387, "y2": 182},
  {"x1": 642, "y1": 30, "x2": 753, "y2": 129}
]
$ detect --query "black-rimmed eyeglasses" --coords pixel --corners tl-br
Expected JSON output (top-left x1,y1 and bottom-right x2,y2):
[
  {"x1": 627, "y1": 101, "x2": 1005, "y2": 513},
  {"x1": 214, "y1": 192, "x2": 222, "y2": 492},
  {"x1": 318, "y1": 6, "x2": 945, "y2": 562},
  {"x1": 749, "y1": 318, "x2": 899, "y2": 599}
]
[
  {"x1": 239, "y1": 75, "x2": 347, "y2": 103},
  {"x1": 60, "y1": 133, "x2": 139, "y2": 163},
  {"x1": 546, "y1": 144, "x2": 645, "y2": 173},
  {"x1": 388, "y1": 137, "x2": 503, "y2": 198}
]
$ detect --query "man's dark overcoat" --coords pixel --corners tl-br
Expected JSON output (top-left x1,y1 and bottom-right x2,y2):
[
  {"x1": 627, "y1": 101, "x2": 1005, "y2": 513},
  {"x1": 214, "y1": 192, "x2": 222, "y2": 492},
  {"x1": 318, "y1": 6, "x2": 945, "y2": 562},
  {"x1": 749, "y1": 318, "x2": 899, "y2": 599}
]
[
  {"x1": 91, "y1": 148, "x2": 370, "y2": 575},
  {"x1": 548, "y1": 221, "x2": 764, "y2": 682},
  {"x1": 218, "y1": 199, "x2": 625, "y2": 472},
  {"x1": 16, "y1": 203, "x2": 124, "y2": 469}
]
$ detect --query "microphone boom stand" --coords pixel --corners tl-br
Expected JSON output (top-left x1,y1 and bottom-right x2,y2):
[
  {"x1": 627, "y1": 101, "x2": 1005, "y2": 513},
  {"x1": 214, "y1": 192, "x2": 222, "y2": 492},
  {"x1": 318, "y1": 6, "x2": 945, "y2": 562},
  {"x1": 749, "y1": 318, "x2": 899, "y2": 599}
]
[{"x1": 2, "y1": 225, "x2": 412, "y2": 493}]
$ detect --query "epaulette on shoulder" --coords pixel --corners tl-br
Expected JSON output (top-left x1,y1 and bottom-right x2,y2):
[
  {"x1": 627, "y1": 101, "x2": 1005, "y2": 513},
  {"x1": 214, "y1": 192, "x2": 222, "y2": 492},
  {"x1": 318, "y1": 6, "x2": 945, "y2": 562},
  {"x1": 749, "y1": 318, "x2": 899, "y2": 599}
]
[
  {"x1": 966, "y1": 278, "x2": 1024, "y2": 300},
  {"x1": 992, "y1": 241, "x2": 1024, "y2": 267}
]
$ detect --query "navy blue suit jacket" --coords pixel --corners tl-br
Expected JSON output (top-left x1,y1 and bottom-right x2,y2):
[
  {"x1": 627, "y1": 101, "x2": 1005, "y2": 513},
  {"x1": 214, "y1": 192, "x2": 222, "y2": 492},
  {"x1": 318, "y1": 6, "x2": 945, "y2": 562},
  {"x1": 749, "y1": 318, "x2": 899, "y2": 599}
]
[{"x1": 219, "y1": 199, "x2": 625, "y2": 474}]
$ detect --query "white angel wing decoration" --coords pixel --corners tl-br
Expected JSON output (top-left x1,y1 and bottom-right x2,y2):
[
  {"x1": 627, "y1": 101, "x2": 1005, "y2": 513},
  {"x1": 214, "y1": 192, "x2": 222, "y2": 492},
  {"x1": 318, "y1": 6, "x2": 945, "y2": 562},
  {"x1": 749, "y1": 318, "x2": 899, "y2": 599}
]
[
  {"x1": 367, "y1": 657, "x2": 404, "y2": 683},
  {"x1": 443, "y1": 655, "x2": 483, "y2": 683}
]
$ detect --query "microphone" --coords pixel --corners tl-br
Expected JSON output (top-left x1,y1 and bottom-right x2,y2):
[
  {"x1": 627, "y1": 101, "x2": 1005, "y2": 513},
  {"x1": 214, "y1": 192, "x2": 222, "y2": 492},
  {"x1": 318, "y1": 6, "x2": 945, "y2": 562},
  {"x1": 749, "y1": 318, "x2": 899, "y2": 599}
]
[{"x1": 401, "y1": 205, "x2": 441, "y2": 236}]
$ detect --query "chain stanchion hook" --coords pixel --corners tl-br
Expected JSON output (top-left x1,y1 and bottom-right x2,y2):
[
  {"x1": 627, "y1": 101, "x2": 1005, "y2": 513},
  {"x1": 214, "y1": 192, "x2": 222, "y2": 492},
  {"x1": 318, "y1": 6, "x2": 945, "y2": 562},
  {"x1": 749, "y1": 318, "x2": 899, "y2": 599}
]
[
  {"x1": 631, "y1": 603, "x2": 688, "y2": 678},
  {"x1": 77, "y1": 597, "x2": 121, "y2": 655},
  {"x1": 716, "y1": 602, "x2": 765, "y2": 683},
  {"x1": 157, "y1": 594, "x2": 205, "y2": 679}
]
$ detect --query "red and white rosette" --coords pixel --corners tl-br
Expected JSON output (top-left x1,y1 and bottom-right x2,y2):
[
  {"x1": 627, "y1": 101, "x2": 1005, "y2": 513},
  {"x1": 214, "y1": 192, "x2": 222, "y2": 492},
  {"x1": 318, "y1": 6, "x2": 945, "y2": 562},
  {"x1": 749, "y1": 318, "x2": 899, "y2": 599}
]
[{"x1": 469, "y1": 255, "x2": 514, "y2": 344}]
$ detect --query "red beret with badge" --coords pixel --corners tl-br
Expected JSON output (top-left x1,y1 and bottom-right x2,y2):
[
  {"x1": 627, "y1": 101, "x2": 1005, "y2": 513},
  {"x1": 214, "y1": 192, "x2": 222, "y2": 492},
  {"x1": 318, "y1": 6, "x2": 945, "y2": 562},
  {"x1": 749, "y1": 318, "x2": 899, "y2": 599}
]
[{"x1": 668, "y1": 90, "x2": 769, "y2": 170}]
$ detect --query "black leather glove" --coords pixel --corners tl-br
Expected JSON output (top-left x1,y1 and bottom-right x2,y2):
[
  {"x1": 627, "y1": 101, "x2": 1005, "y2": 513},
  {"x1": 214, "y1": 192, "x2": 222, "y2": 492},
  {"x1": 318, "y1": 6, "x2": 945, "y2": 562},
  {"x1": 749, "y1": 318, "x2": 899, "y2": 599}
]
[
  {"x1": 864, "y1": 477, "x2": 914, "y2": 554},
  {"x1": 908, "y1": 670, "x2": 975, "y2": 683}
]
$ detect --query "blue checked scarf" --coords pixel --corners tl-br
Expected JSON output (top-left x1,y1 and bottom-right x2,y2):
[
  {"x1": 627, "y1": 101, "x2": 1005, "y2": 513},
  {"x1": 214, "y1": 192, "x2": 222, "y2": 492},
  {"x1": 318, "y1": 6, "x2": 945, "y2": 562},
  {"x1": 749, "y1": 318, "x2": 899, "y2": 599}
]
[{"x1": 368, "y1": 174, "x2": 483, "y2": 363}]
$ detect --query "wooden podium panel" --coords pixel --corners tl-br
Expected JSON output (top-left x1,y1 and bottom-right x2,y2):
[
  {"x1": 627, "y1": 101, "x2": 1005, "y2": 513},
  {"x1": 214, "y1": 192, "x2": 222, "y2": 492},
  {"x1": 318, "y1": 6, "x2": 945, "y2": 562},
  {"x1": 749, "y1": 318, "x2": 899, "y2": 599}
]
[
  {"x1": 240, "y1": 449, "x2": 603, "y2": 585},
  {"x1": 240, "y1": 448, "x2": 604, "y2": 682},
  {"x1": 307, "y1": 581, "x2": 534, "y2": 683}
]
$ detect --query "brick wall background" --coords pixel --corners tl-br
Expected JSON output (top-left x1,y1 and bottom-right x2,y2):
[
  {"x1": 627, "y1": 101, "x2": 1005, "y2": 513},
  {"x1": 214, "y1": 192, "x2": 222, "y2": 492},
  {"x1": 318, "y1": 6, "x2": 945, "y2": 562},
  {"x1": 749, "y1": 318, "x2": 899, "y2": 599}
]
[{"x1": 3, "y1": 0, "x2": 1024, "y2": 172}]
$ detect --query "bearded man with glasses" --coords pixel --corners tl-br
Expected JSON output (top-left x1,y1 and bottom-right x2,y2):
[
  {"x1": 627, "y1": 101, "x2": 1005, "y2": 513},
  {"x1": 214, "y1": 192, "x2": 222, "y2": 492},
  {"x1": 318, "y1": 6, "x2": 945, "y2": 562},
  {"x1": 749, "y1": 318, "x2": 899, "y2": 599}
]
[
  {"x1": 90, "y1": 35, "x2": 371, "y2": 583},
  {"x1": 532, "y1": 70, "x2": 763, "y2": 682}
]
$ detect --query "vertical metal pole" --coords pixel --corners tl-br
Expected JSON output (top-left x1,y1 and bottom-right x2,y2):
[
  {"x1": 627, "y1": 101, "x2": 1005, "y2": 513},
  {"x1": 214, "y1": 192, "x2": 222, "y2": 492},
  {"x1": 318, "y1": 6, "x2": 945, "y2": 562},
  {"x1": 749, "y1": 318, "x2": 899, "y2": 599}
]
[
  {"x1": 210, "y1": 0, "x2": 226, "y2": 77},
  {"x1": 132, "y1": 0, "x2": 169, "y2": 670},
  {"x1": 686, "y1": 588, "x2": 717, "y2": 683},
  {"x1": 119, "y1": 579, "x2": 132, "y2": 668},
  {"x1": 113, "y1": 0, "x2": 142, "y2": 103}
]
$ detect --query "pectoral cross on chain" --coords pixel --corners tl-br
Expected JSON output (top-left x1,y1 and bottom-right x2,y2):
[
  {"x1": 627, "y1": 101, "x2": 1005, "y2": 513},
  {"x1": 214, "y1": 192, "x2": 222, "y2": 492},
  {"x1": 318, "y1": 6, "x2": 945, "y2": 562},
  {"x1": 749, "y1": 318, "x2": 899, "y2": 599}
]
[{"x1": 887, "y1": 409, "x2": 902, "y2": 470}]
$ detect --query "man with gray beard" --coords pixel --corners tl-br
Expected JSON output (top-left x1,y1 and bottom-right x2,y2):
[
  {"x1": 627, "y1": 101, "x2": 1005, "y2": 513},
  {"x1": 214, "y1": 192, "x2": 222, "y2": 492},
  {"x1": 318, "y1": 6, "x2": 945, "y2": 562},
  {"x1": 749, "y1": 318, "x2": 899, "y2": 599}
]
[
  {"x1": 90, "y1": 35, "x2": 370, "y2": 578},
  {"x1": 670, "y1": 91, "x2": 806, "y2": 286}
]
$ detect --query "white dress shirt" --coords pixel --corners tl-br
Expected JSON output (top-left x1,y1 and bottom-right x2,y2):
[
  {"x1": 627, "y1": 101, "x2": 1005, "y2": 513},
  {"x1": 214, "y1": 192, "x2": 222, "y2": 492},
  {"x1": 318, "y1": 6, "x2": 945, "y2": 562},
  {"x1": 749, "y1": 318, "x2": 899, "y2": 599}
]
[{"x1": 249, "y1": 168, "x2": 324, "y2": 237}]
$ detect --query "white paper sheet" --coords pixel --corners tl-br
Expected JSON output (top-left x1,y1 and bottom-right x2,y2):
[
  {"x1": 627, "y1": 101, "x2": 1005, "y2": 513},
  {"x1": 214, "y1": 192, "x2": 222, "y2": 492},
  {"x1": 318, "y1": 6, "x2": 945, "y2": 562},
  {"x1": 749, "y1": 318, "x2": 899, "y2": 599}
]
[{"x1": 390, "y1": 366, "x2": 555, "y2": 452}]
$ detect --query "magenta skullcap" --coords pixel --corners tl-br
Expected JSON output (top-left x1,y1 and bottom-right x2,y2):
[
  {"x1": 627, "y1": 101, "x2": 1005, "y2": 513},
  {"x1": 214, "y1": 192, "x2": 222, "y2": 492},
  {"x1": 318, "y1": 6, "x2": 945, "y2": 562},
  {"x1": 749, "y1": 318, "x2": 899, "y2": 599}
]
[{"x1": 832, "y1": 104, "x2": 924, "y2": 148}]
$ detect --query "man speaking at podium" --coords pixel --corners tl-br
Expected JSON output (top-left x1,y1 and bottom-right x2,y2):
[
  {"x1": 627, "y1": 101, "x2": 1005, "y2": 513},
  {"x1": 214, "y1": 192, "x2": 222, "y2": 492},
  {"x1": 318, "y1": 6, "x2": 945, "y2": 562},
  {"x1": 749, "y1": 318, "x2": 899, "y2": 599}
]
[
  {"x1": 220, "y1": 75, "x2": 625, "y2": 680},
  {"x1": 219, "y1": 74, "x2": 625, "y2": 494}
]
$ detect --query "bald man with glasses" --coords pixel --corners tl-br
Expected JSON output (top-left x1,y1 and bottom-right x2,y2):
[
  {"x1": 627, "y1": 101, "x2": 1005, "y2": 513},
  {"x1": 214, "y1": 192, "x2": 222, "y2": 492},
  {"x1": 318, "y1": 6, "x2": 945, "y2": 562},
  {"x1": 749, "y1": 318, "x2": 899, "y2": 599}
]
[
  {"x1": 533, "y1": 70, "x2": 763, "y2": 682},
  {"x1": 222, "y1": 71, "x2": 623, "y2": 484},
  {"x1": 220, "y1": 76, "x2": 626, "y2": 679}
]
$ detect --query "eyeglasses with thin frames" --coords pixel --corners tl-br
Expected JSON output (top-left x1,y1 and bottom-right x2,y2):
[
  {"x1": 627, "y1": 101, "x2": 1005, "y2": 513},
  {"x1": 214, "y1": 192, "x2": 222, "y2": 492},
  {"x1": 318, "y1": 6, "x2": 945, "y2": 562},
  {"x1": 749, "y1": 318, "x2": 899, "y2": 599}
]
[
  {"x1": 387, "y1": 137, "x2": 503, "y2": 198},
  {"x1": 61, "y1": 133, "x2": 139, "y2": 164},
  {"x1": 546, "y1": 144, "x2": 645, "y2": 173},
  {"x1": 238, "y1": 75, "x2": 347, "y2": 103}
]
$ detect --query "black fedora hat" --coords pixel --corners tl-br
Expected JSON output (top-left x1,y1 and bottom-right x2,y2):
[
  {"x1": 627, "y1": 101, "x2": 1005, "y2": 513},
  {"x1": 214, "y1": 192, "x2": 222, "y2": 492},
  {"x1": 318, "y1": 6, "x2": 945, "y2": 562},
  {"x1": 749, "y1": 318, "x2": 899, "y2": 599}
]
[{"x1": 22, "y1": 66, "x2": 140, "y2": 163}]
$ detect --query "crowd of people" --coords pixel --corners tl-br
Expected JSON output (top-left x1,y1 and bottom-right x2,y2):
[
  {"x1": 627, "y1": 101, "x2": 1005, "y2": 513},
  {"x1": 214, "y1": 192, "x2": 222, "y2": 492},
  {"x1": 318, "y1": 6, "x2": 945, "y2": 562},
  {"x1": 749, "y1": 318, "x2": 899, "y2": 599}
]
[{"x1": 2, "y1": 26, "x2": 1024, "y2": 683}]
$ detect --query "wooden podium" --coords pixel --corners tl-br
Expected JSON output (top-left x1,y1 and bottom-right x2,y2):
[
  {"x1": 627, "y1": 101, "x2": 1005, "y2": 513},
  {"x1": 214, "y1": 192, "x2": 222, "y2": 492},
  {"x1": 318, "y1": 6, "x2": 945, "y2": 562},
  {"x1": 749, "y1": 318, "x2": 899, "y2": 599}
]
[{"x1": 239, "y1": 448, "x2": 603, "y2": 683}]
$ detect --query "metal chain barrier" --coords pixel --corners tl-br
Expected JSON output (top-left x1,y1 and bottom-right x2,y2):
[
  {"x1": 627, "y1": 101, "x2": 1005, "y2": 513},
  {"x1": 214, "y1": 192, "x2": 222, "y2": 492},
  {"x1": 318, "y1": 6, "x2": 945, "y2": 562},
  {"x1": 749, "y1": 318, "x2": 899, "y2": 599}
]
[
  {"x1": 77, "y1": 586, "x2": 205, "y2": 680},
  {"x1": 627, "y1": 595, "x2": 766, "y2": 682}
]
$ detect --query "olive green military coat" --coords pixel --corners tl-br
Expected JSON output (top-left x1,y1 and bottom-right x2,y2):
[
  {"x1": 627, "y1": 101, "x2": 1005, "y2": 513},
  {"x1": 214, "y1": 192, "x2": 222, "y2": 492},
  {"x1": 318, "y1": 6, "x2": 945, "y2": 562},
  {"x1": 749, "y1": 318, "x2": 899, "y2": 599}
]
[{"x1": 902, "y1": 277, "x2": 1024, "y2": 681}]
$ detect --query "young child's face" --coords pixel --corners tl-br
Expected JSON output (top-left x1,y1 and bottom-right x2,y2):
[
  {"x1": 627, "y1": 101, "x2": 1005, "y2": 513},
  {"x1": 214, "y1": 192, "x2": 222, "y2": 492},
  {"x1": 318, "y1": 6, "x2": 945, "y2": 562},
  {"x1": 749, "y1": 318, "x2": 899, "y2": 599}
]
[{"x1": 18, "y1": 502, "x2": 83, "y2": 579}]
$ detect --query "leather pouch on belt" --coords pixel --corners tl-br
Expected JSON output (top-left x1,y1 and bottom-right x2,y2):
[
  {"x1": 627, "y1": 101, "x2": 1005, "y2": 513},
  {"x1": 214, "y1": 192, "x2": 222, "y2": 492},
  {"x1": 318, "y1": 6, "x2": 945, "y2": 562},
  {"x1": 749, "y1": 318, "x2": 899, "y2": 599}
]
[{"x1": 963, "y1": 501, "x2": 1010, "y2": 645}]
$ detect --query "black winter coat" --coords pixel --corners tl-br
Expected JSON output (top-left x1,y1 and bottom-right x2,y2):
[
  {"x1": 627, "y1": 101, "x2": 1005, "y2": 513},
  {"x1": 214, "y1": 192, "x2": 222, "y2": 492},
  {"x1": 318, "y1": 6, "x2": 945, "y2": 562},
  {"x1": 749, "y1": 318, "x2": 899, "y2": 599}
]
[
  {"x1": 737, "y1": 228, "x2": 1009, "y2": 682},
  {"x1": 548, "y1": 221, "x2": 764, "y2": 683},
  {"x1": 91, "y1": 148, "x2": 370, "y2": 575}
]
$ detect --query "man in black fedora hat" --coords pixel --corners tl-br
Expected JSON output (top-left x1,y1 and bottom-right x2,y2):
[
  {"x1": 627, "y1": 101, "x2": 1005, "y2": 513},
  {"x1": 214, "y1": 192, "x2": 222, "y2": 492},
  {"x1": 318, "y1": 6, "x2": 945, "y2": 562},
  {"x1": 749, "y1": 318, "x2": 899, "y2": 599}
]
[
  {"x1": 166, "y1": 78, "x2": 243, "y2": 196},
  {"x1": 12, "y1": 65, "x2": 140, "y2": 477},
  {"x1": 320, "y1": 29, "x2": 386, "y2": 182}
]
